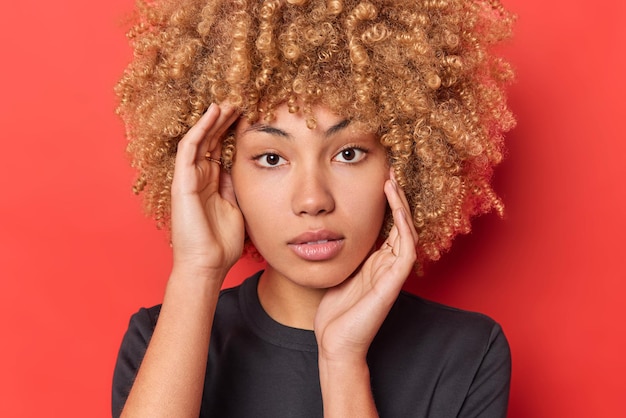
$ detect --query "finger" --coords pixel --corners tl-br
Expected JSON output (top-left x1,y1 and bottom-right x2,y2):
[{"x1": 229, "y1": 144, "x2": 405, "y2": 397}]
[
  {"x1": 384, "y1": 180, "x2": 417, "y2": 262},
  {"x1": 201, "y1": 138, "x2": 223, "y2": 192},
  {"x1": 383, "y1": 218, "x2": 399, "y2": 255},
  {"x1": 390, "y1": 207, "x2": 416, "y2": 267},
  {"x1": 382, "y1": 179, "x2": 400, "y2": 255},
  {"x1": 384, "y1": 178, "x2": 405, "y2": 219},
  {"x1": 219, "y1": 170, "x2": 239, "y2": 209},
  {"x1": 198, "y1": 103, "x2": 240, "y2": 163},
  {"x1": 386, "y1": 223, "x2": 398, "y2": 248},
  {"x1": 176, "y1": 103, "x2": 222, "y2": 168},
  {"x1": 389, "y1": 170, "x2": 419, "y2": 245}
]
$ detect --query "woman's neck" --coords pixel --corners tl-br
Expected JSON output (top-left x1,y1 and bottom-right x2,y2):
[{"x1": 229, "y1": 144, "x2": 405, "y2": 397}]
[{"x1": 257, "y1": 268, "x2": 327, "y2": 330}]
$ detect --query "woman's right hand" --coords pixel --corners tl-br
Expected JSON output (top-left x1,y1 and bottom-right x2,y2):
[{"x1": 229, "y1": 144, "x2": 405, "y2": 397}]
[
  {"x1": 170, "y1": 103, "x2": 244, "y2": 280},
  {"x1": 120, "y1": 104, "x2": 243, "y2": 417}
]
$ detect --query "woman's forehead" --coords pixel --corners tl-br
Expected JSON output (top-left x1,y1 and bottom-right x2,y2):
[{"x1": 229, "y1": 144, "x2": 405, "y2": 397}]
[
  {"x1": 236, "y1": 101, "x2": 373, "y2": 134},
  {"x1": 237, "y1": 98, "x2": 378, "y2": 133}
]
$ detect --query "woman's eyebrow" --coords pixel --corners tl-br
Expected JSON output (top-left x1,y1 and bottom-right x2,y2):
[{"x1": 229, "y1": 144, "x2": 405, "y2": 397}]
[
  {"x1": 245, "y1": 125, "x2": 290, "y2": 138},
  {"x1": 324, "y1": 119, "x2": 351, "y2": 138},
  {"x1": 243, "y1": 119, "x2": 351, "y2": 139}
]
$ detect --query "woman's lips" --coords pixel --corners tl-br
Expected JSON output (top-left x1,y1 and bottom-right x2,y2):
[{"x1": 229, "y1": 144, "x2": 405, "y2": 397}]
[
  {"x1": 288, "y1": 231, "x2": 344, "y2": 261},
  {"x1": 288, "y1": 239, "x2": 344, "y2": 261}
]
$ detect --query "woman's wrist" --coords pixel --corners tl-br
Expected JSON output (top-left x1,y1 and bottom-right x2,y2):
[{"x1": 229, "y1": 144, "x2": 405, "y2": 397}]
[
  {"x1": 170, "y1": 255, "x2": 232, "y2": 286},
  {"x1": 168, "y1": 263, "x2": 229, "y2": 292},
  {"x1": 318, "y1": 355, "x2": 378, "y2": 417}
]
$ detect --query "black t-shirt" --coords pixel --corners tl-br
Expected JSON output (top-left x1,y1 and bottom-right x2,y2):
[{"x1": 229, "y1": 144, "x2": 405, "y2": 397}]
[{"x1": 112, "y1": 271, "x2": 510, "y2": 417}]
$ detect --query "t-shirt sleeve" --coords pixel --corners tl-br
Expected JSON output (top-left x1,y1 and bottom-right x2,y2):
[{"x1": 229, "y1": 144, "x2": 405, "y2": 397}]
[
  {"x1": 458, "y1": 323, "x2": 512, "y2": 418},
  {"x1": 111, "y1": 307, "x2": 159, "y2": 418}
]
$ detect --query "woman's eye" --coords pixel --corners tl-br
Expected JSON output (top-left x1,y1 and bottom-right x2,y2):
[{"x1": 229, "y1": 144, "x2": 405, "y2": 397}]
[
  {"x1": 255, "y1": 153, "x2": 287, "y2": 167},
  {"x1": 334, "y1": 147, "x2": 367, "y2": 163}
]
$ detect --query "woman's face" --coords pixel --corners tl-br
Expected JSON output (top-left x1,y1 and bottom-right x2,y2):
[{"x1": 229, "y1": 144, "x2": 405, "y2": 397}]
[{"x1": 231, "y1": 104, "x2": 389, "y2": 289}]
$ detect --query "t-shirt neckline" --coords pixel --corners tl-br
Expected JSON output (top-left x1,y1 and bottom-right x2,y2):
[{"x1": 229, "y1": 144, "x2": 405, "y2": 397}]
[{"x1": 239, "y1": 271, "x2": 319, "y2": 353}]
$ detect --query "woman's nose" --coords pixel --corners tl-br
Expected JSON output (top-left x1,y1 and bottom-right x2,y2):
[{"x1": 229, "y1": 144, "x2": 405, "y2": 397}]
[{"x1": 291, "y1": 169, "x2": 335, "y2": 216}]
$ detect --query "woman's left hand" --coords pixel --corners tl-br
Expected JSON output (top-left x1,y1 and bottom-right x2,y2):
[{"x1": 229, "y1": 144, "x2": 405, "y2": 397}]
[{"x1": 314, "y1": 170, "x2": 419, "y2": 364}]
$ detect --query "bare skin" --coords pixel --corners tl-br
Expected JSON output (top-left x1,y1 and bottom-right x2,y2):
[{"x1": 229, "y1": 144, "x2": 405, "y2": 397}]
[{"x1": 120, "y1": 102, "x2": 418, "y2": 417}]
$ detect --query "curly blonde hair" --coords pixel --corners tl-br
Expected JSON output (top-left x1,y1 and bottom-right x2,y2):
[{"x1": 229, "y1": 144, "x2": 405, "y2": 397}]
[{"x1": 116, "y1": 0, "x2": 515, "y2": 266}]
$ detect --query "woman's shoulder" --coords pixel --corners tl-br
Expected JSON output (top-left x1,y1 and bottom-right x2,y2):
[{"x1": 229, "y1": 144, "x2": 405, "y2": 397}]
[
  {"x1": 393, "y1": 291, "x2": 495, "y2": 326},
  {"x1": 395, "y1": 291, "x2": 501, "y2": 329},
  {"x1": 376, "y1": 291, "x2": 508, "y2": 355},
  {"x1": 369, "y1": 293, "x2": 511, "y2": 416}
]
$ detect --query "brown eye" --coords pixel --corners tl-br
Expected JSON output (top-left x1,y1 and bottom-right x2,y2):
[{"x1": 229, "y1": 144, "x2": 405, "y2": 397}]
[
  {"x1": 333, "y1": 147, "x2": 367, "y2": 163},
  {"x1": 255, "y1": 153, "x2": 287, "y2": 168},
  {"x1": 341, "y1": 149, "x2": 356, "y2": 161},
  {"x1": 265, "y1": 154, "x2": 280, "y2": 165}
]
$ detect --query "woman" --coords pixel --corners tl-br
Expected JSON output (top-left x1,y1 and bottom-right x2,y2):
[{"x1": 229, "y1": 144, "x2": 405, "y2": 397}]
[{"x1": 113, "y1": 0, "x2": 515, "y2": 416}]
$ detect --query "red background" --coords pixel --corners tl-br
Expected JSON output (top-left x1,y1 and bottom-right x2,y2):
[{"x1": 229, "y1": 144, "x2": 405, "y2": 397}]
[{"x1": 1, "y1": 0, "x2": 624, "y2": 416}]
